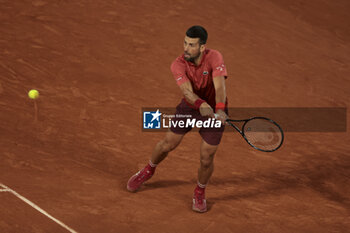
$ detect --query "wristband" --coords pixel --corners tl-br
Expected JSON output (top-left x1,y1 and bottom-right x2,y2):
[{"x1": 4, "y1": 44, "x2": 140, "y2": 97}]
[
  {"x1": 194, "y1": 98, "x2": 205, "y2": 110},
  {"x1": 215, "y1": 102, "x2": 226, "y2": 112}
]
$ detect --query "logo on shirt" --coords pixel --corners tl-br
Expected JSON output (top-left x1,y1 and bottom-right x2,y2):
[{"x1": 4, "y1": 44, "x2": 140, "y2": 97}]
[
  {"x1": 143, "y1": 109, "x2": 162, "y2": 129},
  {"x1": 216, "y1": 64, "x2": 225, "y2": 72},
  {"x1": 176, "y1": 76, "x2": 183, "y2": 81},
  {"x1": 203, "y1": 71, "x2": 208, "y2": 75}
]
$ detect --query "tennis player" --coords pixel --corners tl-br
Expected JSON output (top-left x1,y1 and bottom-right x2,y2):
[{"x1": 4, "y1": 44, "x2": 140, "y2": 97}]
[{"x1": 127, "y1": 25, "x2": 228, "y2": 213}]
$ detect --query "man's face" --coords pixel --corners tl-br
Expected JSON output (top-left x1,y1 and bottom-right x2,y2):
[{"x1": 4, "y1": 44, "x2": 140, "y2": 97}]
[{"x1": 183, "y1": 36, "x2": 204, "y2": 62}]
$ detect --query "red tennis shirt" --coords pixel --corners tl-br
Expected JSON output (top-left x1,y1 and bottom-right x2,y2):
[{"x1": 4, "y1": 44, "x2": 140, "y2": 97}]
[{"x1": 170, "y1": 49, "x2": 228, "y2": 109}]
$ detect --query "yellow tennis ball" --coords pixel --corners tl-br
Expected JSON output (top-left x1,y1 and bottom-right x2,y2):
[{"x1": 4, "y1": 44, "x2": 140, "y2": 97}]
[{"x1": 28, "y1": 89, "x2": 39, "y2": 99}]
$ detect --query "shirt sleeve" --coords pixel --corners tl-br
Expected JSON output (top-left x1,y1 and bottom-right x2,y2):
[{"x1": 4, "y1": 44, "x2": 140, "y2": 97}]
[
  {"x1": 210, "y1": 51, "x2": 228, "y2": 78},
  {"x1": 170, "y1": 59, "x2": 190, "y2": 86}
]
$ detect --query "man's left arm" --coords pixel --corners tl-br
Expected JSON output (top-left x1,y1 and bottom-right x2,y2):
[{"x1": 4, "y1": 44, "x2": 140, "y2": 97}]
[
  {"x1": 210, "y1": 50, "x2": 228, "y2": 122},
  {"x1": 213, "y1": 76, "x2": 228, "y2": 122}
]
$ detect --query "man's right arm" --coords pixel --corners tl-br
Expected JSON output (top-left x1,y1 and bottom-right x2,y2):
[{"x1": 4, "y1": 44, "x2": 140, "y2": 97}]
[
  {"x1": 171, "y1": 60, "x2": 214, "y2": 117},
  {"x1": 179, "y1": 81, "x2": 214, "y2": 118},
  {"x1": 178, "y1": 81, "x2": 197, "y2": 105}
]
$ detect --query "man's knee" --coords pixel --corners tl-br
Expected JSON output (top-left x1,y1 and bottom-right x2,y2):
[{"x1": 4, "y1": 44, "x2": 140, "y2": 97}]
[
  {"x1": 160, "y1": 139, "x2": 176, "y2": 152},
  {"x1": 200, "y1": 141, "x2": 217, "y2": 168},
  {"x1": 200, "y1": 154, "x2": 214, "y2": 168},
  {"x1": 200, "y1": 146, "x2": 216, "y2": 168},
  {"x1": 160, "y1": 133, "x2": 182, "y2": 153}
]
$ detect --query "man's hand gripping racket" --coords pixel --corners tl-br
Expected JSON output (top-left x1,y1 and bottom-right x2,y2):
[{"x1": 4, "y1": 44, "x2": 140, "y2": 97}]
[{"x1": 215, "y1": 114, "x2": 284, "y2": 152}]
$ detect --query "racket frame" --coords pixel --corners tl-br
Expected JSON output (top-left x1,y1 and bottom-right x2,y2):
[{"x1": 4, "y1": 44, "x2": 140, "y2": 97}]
[{"x1": 225, "y1": 116, "x2": 284, "y2": 152}]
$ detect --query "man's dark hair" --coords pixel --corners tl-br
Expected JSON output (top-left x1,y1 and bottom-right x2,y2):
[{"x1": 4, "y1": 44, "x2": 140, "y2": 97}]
[{"x1": 186, "y1": 25, "x2": 208, "y2": 45}]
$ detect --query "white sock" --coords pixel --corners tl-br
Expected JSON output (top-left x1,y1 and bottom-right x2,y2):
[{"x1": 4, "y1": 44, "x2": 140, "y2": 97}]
[
  {"x1": 149, "y1": 160, "x2": 157, "y2": 168},
  {"x1": 197, "y1": 181, "x2": 206, "y2": 189}
]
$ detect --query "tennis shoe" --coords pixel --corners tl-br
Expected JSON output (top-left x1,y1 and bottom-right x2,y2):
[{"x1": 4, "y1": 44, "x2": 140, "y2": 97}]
[
  {"x1": 192, "y1": 188, "x2": 207, "y2": 213},
  {"x1": 127, "y1": 165, "x2": 154, "y2": 192}
]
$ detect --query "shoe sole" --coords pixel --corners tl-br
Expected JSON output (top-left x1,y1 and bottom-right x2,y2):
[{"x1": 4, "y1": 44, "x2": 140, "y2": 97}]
[
  {"x1": 192, "y1": 198, "x2": 207, "y2": 213},
  {"x1": 192, "y1": 205, "x2": 207, "y2": 213},
  {"x1": 127, "y1": 186, "x2": 138, "y2": 192}
]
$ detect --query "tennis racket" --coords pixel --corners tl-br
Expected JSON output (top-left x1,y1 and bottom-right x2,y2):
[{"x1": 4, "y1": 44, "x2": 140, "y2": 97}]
[{"x1": 218, "y1": 116, "x2": 284, "y2": 152}]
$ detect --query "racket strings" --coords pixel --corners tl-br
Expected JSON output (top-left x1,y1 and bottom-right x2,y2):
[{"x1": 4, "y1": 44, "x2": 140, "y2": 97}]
[{"x1": 243, "y1": 119, "x2": 283, "y2": 151}]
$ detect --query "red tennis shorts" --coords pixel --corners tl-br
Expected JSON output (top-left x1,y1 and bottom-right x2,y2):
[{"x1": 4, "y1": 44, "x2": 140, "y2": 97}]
[{"x1": 170, "y1": 99, "x2": 228, "y2": 146}]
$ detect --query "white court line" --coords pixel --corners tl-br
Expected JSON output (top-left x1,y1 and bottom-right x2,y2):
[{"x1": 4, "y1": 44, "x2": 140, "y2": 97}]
[{"x1": 0, "y1": 183, "x2": 78, "y2": 233}]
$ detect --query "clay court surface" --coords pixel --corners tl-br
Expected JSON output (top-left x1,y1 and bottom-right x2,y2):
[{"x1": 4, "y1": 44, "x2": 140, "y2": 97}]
[{"x1": 0, "y1": 0, "x2": 350, "y2": 232}]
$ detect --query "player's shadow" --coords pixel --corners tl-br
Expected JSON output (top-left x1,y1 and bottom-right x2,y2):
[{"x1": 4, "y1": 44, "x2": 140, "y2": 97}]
[
  {"x1": 209, "y1": 169, "x2": 307, "y2": 202},
  {"x1": 141, "y1": 179, "x2": 191, "y2": 192},
  {"x1": 208, "y1": 167, "x2": 350, "y2": 212}
]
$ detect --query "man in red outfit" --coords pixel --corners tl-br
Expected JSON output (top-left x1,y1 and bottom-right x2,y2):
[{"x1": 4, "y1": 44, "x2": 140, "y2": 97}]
[{"x1": 127, "y1": 25, "x2": 228, "y2": 213}]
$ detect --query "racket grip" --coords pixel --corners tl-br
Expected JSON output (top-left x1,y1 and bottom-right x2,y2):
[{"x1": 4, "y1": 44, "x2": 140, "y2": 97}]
[{"x1": 214, "y1": 113, "x2": 229, "y2": 125}]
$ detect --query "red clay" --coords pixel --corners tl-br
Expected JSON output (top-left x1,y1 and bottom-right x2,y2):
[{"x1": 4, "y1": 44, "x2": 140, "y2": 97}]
[{"x1": 0, "y1": 0, "x2": 349, "y2": 232}]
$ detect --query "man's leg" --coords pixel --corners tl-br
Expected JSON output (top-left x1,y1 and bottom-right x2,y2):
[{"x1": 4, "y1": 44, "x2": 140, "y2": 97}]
[
  {"x1": 150, "y1": 130, "x2": 184, "y2": 164},
  {"x1": 198, "y1": 140, "x2": 218, "y2": 185},
  {"x1": 127, "y1": 130, "x2": 184, "y2": 192},
  {"x1": 192, "y1": 139, "x2": 218, "y2": 212}
]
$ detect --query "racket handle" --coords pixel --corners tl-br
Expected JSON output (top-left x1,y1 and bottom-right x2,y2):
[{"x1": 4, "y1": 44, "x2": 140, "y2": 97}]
[{"x1": 214, "y1": 113, "x2": 230, "y2": 125}]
